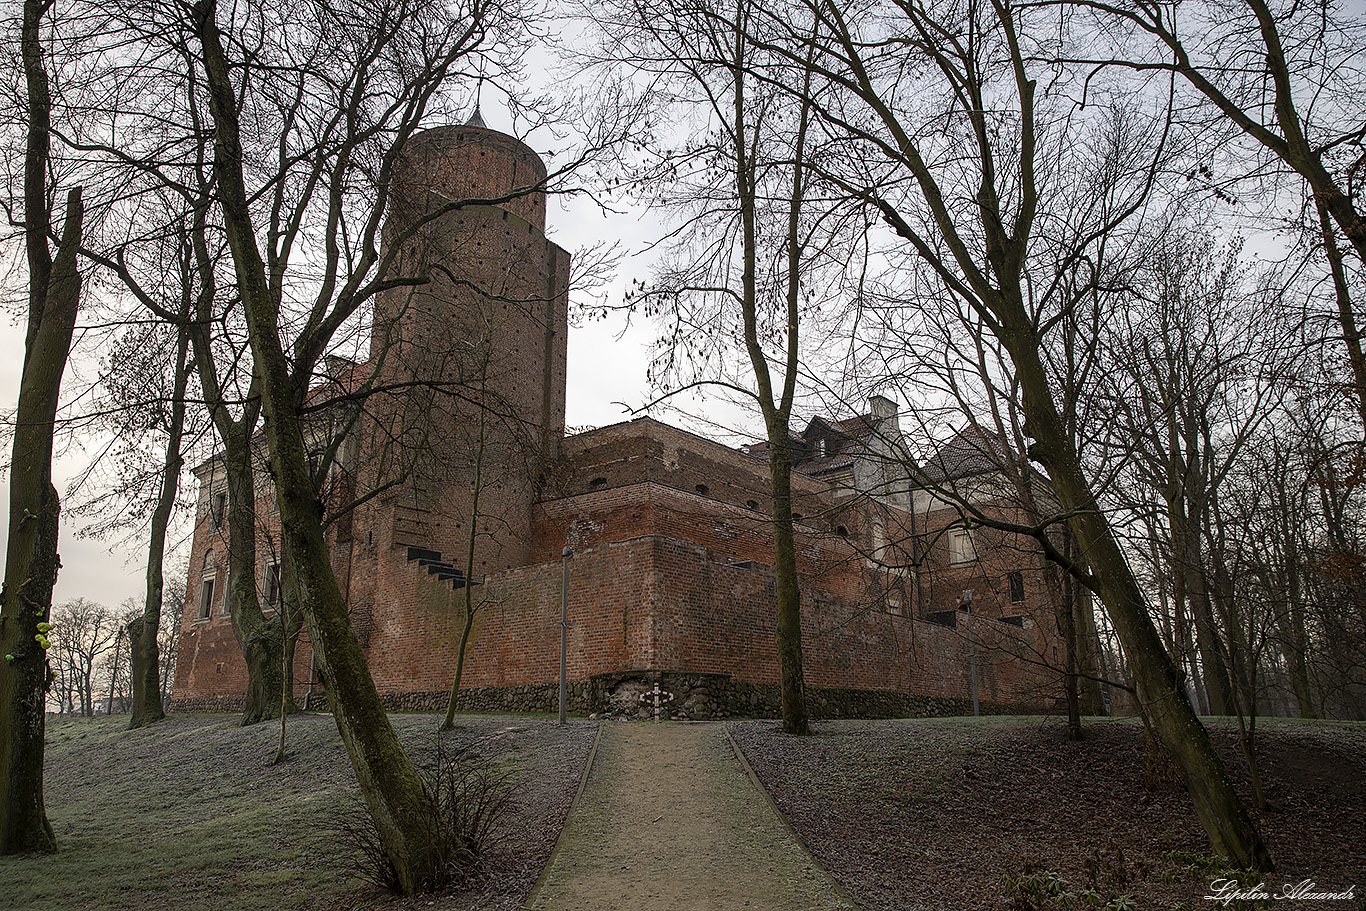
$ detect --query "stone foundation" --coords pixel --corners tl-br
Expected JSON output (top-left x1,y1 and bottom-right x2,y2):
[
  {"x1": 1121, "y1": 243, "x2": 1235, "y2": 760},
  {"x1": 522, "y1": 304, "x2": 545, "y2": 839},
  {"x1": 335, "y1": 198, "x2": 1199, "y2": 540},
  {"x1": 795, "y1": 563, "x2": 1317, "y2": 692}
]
[
  {"x1": 171, "y1": 671, "x2": 1056, "y2": 720},
  {"x1": 382, "y1": 670, "x2": 1053, "y2": 720}
]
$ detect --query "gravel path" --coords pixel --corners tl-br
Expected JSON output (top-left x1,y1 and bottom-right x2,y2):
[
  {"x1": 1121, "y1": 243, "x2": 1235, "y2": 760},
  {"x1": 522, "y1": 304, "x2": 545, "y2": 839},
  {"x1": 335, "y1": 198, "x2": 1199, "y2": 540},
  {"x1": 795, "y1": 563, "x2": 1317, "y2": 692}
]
[{"x1": 526, "y1": 721, "x2": 856, "y2": 911}]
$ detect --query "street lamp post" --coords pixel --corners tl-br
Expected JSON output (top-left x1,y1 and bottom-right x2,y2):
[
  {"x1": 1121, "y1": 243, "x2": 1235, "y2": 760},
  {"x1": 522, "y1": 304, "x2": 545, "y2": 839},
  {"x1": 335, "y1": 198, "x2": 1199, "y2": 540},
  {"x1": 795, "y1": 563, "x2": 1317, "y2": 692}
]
[
  {"x1": 962, "y1": 589, "x2": 979, "y2": 717},
  {"x1": 559, "y1": 546, "x2": 572, "y2": 725}
]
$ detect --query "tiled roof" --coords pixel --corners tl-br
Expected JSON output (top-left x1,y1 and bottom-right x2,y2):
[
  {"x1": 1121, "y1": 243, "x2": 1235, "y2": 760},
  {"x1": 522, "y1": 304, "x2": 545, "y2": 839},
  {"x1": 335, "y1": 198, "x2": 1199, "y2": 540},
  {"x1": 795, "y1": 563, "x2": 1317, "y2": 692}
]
[{"x1": 921, "y1": 424, "x2": 1014, "y2": 484}]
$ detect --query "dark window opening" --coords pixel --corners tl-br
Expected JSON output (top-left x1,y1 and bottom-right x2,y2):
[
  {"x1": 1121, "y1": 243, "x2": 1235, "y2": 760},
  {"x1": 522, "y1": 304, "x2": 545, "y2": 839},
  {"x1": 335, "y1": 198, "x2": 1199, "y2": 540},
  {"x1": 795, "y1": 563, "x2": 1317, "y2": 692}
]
[
  {"x1": 695, "y1": 484, "x2": 709, "y2": 496},
  {"x1": 792, "y1": 513, "x2": 804, "y2": 522},
  {"x1": 836, "y1": 525, "x2": 849, "y2": 537},
  {"x1": 210, "y1": 491, "x2": 227, "y2": 529},
  {"x1": 198, "y1": 578, "x2": 215, "y2": 620},
  {"x1": 589, "y1": 477, "x2": 607, "y2": 490},
  {"x1": 265, "y1": 563, "x2": 282, "y2": 605},
  {"x1": 1008, "y1": 571, "x2": 1025, "y2": 603},
  {"x1": 746, "y1": 500, "x2": 759, "y2": 510}
]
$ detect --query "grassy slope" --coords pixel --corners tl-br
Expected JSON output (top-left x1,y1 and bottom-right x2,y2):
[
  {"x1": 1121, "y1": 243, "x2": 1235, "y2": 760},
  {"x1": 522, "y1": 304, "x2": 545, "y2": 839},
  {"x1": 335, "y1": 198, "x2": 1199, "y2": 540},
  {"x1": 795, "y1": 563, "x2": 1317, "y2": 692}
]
[
  {"x1": 1, "y1": 713, "x2": 596, "y2": 911},
  {"x1": 730, "y1": 715, "x2": 1366, "y2": 911}
]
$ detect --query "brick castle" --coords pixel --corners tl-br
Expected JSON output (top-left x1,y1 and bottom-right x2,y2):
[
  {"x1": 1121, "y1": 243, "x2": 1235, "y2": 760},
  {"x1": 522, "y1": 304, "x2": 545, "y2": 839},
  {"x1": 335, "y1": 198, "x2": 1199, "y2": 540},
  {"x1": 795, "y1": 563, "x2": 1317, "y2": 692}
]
[{"x1": 173, "y1": 114, "x2": 1063, "y2": 719}]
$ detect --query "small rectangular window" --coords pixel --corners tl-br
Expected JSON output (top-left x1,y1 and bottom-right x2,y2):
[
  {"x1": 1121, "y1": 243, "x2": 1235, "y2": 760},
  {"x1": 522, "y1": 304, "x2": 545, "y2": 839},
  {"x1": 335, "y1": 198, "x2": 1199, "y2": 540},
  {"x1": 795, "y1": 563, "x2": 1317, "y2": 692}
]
[
  {"x1": 1009, "y1": 571, "x2": 1025, "y2": 603},
  {"x1": 210, "y1": 490, "x2": 227, "y2": 529},
  {"x1": 265, "y1": 563, "x2": 282, "y2": 606}
]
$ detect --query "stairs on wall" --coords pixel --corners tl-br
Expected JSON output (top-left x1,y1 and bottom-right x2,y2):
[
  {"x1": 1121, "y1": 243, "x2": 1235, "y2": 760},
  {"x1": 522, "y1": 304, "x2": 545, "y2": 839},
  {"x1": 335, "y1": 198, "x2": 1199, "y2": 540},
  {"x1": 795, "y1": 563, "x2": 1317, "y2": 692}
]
[{"x1": 404, "y1": 546, "x2": 480, "y2": 590}]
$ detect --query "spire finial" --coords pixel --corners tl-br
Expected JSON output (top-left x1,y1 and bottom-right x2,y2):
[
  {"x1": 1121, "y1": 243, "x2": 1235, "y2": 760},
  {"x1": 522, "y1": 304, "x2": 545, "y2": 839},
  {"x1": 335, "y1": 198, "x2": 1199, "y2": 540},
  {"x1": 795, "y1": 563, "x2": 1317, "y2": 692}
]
[{"x1": 464, "y1": 76, "x2": 487, "y2": 128}]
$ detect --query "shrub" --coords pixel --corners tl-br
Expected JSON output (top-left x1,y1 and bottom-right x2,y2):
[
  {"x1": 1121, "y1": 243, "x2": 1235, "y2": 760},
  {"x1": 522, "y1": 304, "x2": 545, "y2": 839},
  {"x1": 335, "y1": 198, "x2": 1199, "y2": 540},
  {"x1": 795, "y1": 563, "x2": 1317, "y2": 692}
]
[{"x1": 338, "y1": 739, "x2": 515, "y2": 894}]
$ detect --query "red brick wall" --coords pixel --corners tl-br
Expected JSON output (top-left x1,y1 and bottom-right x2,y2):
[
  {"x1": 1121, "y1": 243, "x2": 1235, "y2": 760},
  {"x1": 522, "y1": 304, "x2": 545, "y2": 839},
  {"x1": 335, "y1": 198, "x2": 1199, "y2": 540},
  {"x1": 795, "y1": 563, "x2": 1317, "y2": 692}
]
[{"x1": 430, "y1": 533, "x2": 1057, "y2": 706}]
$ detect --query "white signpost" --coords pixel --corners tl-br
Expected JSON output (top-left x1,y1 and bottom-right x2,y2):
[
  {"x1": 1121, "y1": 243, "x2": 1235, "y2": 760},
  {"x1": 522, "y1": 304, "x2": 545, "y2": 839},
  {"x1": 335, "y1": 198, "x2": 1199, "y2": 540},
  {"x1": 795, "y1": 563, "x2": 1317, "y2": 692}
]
[{"x1": 639, "y1": 683, "x2": 674, "y2": 722}]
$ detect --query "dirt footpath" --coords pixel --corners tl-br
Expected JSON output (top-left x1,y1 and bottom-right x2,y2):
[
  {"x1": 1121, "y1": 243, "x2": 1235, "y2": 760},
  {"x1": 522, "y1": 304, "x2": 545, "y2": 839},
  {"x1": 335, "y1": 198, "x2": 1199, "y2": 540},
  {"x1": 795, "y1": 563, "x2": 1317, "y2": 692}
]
[{"x1": 525, "y1": 721, "x2": 856, "y2": 911}]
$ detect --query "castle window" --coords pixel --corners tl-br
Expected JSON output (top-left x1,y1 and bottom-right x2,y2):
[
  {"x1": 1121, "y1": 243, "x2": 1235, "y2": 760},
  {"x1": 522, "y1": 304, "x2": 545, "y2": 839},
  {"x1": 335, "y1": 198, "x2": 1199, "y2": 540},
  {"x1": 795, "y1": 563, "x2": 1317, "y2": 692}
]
[
  {"x1": 695, "y1": 484, "x2": 709, "y2": 496},
  {"x1": 949, "y1": 528, "x2": 977, "y2": 565},
  {"x1": 197, "y1": 579, "x2": 215, "y2": 620},
  {"x1": 1008, "y1": 571, "x2": 1025, "y2": 603},
  {"x1": 197, "y1": 549, "x2": 216, "y2": 620},
  {"x1": 265, "y1": 563, "x2": 282, "y2": 606}
]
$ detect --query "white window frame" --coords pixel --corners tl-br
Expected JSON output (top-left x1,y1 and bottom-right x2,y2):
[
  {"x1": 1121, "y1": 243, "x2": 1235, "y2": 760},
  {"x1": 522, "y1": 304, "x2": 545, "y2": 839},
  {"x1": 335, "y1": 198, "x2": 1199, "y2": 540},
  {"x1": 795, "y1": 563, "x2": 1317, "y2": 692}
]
[{"x1": 948, "y1": 527, "x2": 977, "y2": 565}]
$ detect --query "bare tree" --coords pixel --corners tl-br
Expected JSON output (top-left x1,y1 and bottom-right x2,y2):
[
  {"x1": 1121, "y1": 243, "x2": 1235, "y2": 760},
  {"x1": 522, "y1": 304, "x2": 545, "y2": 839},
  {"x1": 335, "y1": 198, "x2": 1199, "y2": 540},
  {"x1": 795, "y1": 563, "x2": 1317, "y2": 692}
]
[
  {"x1": 743, "y1": 0, "x2": 1275, "y2": 869},
  {"x1": 181, "y1": 0, "x2": 591, "y2": 889},
  {"x1": 1060, "y1": 0, "x2": 1366, "y2": 423},
  {"x1": 46, "y1": 598, "x2": 120, "y2": 718},
  {"x1": 0, "y1": 0, "x2": 85, "y2": 855}
]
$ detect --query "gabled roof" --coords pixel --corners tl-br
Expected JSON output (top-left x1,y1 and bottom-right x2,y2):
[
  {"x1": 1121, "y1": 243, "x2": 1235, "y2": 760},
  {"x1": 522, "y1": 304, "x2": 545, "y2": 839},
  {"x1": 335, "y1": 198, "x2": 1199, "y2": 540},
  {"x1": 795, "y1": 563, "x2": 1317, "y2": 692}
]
[{"x1": 921, "y1": 424, "x2": 1018, "y2": 484}]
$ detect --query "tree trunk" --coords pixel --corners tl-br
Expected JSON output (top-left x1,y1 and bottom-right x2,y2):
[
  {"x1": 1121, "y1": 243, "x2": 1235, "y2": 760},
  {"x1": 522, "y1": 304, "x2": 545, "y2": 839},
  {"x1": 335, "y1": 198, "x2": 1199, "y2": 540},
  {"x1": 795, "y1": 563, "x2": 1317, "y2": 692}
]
[
  {"x1": 1005, "y1": 324, "x2": 1273, "y2": 872},
  {"x1": 733, "y1": 28, "x2": 812, "y2": 736},
  {"x1": 1315, "y1": 200, "x2": 1366, "y2": 429},
  {"x1": 216, "y1": 422, "x2": 296, "y2": 726},
  {"x1": 1, "y1": 0, "x2": 81, "y2": 851},
  {"x1": 443, "y1": 377, "x2": 486, "y2": 732},
  {"x1": 1041, "y1": 552, "x2": 1082, "y2": 737},
  {"x1": 129, "y1": 327, "x2": 191, "y2": 728},
  {"x1": 768, "y1": 438, "x2": 809, "y2": 735},
  {"x1": 1185, "y1": 533, "x2": 1234, "y2": 715},
  {"x1": 1276, "y1": 534, "x2": 1316, "y2": 718},
  {"x1": 1074, "y1": 586, "x2": 1106, "y2": 714},
  {"x1": 442, "y1": 608, "x2": 476, "y2": 731},
  {"x1": 193, "y1": 0, "x2": 437, "y2": 890}
]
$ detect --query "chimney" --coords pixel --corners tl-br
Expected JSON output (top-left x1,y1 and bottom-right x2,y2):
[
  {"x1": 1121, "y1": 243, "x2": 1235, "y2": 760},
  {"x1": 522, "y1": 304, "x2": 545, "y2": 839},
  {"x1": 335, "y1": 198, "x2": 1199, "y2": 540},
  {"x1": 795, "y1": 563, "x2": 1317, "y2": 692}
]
[{"x1": 869, "y1": 394, "x2": 897, "y2": 423}]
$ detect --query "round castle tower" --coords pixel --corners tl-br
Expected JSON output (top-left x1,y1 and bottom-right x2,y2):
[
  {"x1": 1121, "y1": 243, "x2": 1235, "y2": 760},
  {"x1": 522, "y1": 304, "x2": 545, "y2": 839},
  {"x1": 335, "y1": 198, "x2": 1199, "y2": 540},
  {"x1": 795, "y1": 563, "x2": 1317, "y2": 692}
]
[{"x1": 356, "y1": 112, "x2": 570, "y2": 674}]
